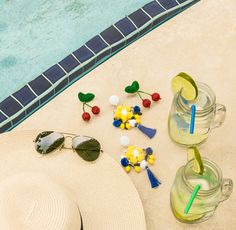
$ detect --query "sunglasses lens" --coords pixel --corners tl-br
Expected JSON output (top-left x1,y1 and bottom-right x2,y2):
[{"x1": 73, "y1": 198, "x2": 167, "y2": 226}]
[
  {"x1": 72, "y1": 136, "x2": 101, "y2": 161},
  {"x1": 35, "y1": 131, "x2": 64, "y2": 154}
]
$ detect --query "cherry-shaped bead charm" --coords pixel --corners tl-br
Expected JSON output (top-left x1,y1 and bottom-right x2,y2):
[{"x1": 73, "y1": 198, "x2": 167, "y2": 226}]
[
  {"x1": 78, "y1": 92, "x2": 100, "y2": 122},
  {"x1": 92, "y1": 106, "x2": 100, "y2": 115},
  {"x1": 124, "y1": 81, "x2": 161, "y2": 108},
  {"x1": 151, "y1": 93, "x2": 160, "y2": 101},
  {"x1": 82, "y1": 112, "x2": 91, "y2": 121},
  {"x1": 142, "y1": 99, "x2": 151, "y2": 108}
]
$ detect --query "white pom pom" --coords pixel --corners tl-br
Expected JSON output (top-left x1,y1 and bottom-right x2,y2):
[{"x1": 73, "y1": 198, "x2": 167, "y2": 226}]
[
  {"x1": 109, "y1": 95, "x2": 119, "y2": 106},
  {"x1": 129, "y1": 119, "x2": 136, "y2": 127},
  {"x1": 140, "y1": 160, "x2": 148, "y2": 169},
  {"x1": 120, "y1": 135, "x2": 130, "y2": 147}
]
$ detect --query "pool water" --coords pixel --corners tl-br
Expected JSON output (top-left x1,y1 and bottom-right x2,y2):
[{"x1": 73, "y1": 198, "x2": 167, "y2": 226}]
[{"x1": 0, "y1": 0, "x2": 150, "y2": 101}]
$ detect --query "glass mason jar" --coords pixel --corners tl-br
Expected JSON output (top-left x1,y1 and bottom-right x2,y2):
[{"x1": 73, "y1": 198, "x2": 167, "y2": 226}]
[
  {"x1": 170, "y1": 158, "x2": 233, "y2": 223},
  {"x1": 168, "y1": 82, "x2": 226, "y2": 145}
]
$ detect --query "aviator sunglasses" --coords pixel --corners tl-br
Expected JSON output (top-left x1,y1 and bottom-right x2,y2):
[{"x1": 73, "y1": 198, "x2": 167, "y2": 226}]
[{"x1": 34, "y1": 131, "x2": 102, "y2": 162}]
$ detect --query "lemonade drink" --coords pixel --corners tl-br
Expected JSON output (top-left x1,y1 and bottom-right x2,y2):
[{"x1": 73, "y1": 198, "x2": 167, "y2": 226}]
[{"x1": 170, "y1": 158, "x2": 233, "y2": 223}]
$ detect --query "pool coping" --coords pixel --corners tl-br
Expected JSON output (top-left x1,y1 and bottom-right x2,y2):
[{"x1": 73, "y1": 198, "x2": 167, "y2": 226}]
[{"x1": 0, "y1": 0, "x2": 199, "y2": 133}]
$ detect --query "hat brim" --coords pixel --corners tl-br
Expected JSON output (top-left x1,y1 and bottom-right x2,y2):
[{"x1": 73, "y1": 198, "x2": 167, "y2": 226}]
[{"x1": 0, "y1": 130, "x2": 146, "y2": 230}]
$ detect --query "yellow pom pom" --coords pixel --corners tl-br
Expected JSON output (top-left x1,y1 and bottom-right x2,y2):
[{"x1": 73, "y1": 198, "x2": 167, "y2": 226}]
[
  {"x1": 127, "y1": 112, "x2": 133, "y2": 119},
  {"x1": 126, "y1": 106, "x2": 131, "y2": 112},
  {"x1": 135, "y1": 118, "x2": 141, "y2": 124},
  {"x1": 134, "y1": 114, "x2": 140, "y2": 119},
  {"x1": 115, "y1": 111, "x2": 121, "y2": 119},
  {"x1": 148, "y1": 159, "x2": 155, "y2": 165},
  {"x1": 149, "y1": 155, "x2": 155, "y2": 160},
  {"x1": 117, "y1": 106, "x2": 123, "y2": 111},
  {"x1": 137, "y1": 155, "x2": 144, "y2": 162},
  {"x1": 121, "y1": 116, "x2": 128, "y2": 122},
  {"x1": 120, "y1": 123, "x2": 125, "y2": 129},
  {"x1": 125, "y1": 166, "x2": 131, "y2": 173},
  {"x1": 134, "y1": 166, "x2": 141, "y2": 173},
  {"x1": 125, "y1": 151, "x2": 132, "y2": 159},
  {"x1": 130, "y1": 157, "x2": 137, "y2": 164},
  {"x1": 128, "y1": 146, "x2": 135, "y2": 151},
  {"x1": 125, "y1": 123, "x2": 131, "y2": 129}
]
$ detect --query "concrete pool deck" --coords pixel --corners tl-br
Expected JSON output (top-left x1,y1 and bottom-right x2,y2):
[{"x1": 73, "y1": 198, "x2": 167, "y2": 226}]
[{"x1": 12, "y1": 0, "x2": 236, "y2": 229}]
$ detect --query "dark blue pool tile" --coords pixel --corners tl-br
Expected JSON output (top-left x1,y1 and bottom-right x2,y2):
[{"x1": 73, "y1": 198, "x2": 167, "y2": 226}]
[
  {"x1": 59, "y1": 55, "x2": 80, "y2": 73},
  {"x1": 0, "y1": 122, "x2": 12, "y2": 133},
  {"x1": 0, "y1": 96, "x2": 22, "y2": 117},
  {"x1": 68, "y1": 68, "x2": 84, "y2": 83},
  {"x1": 157, "y1": 0, "x2": 178, "y2": 10},
  {"x1": 55, "y1": 78, "x2": 68, "y2": 93},
  {"x1": 86, "y1": 35, "x2": 108, "y2": 54},
  {"x1": 40, "y1": 90, "x2": 54, "y2": 105},
  {"x1": 143, "y1": 1, "x2": 165, "y2": 17},
  {"x1": 128, "y1": 9, "x2": 150, "y2": 28},
  {"x1": 73, "y1": 46, "x2": 94, "y2": 63},
  {"x1": 26, "y1": 100, "x2": 40, "y2": 115},
  {"x1": 43, "y1": 64, "x2": 66, "y2": 83},
  {"x1": 100, "y1": 26, "x2": 124, "y2": 45},
  {"x1": 13, "y1": 85, "x2": 36, "y2": 106},
  {"x1": 0, "y1": 111, "x2": 7, "y2": 123},
  {"x1": 115, "y1": 17, "x2": 137, "y2": 36},
  {"x1": 29, "y1": 75, "x2": 52, "y2": 96},
  {"x1": 12, "y1": 112, "x2": 25, "y2": 125}
]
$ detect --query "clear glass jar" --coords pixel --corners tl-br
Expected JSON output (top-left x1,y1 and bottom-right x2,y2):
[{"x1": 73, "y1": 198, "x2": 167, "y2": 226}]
[
  {"x1": 168, "y1": 82, "x2": 226, "y2": 145},
  {"x1": 170, "y1": 158, "x2": 233, "y2": 223}
]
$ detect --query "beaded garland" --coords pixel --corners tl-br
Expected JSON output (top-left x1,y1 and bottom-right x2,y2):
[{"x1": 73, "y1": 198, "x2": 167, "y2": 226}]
[{"x1": 120, "y1": 146, "x2": 161, "y2": 188}]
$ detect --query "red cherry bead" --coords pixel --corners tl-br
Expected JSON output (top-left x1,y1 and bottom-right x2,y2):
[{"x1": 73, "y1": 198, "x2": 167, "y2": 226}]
[
  {"x1": 82, "y1": 112, "x2": 91, "y2": 121},
  {"x1": 92, "y1": 106, "x2": 100, "y2": 115},
  {"x1": 142, "y1": 99, "x2": 151, "y2": 108},
  {"x1": 152, "y1": 93, "x2": 160, "y2": 101}
]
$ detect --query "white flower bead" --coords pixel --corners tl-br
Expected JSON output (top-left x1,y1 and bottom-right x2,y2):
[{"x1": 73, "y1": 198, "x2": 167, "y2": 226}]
[
  {"x1": 133, "y1": 150, "x2": 139, "y2": 157},
  {"x1": 140, "y1": 160, "x2": 148, "y2": 169},
  {"x1": 129, "y1": 119, "x2": 136, "y2": 127},
  {"x1": 109, "y1": 95, "x2": 119, "y2": 106},
  {"x1": 120, "y1": 136, "x2": 130, "y2": 147}
]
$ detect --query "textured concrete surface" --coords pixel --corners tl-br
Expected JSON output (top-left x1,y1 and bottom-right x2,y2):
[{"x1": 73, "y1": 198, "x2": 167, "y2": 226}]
[{"x1": 12, "y1": 0, "x2": 236, "y2": 229}]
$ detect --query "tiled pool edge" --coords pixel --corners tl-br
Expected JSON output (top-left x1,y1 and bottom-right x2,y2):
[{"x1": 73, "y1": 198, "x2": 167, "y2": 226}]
[{"x1": 0, "y1": 0, "x2": 199, "y2": 133}]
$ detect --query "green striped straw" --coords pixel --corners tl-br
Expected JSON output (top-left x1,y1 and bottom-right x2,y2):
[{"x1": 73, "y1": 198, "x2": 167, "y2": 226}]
[{"x1": 184, "y1": 184, "x2": 201, "y2": 214}]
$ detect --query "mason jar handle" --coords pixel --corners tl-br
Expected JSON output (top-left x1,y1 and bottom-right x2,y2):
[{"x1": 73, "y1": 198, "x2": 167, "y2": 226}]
[
  {"x1": 220, "y1": 178, "x2": 233, "y2": 202},
  {"x1": 211, "y1": 103, "x2": 226, "y2": 129}
]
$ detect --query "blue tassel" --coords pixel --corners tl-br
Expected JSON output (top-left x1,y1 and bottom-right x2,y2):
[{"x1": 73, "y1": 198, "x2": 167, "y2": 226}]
[
  {"x1": 146, "y1": 167, "x2": 161, "y2": 188},
  {"x1": 136, "y1": 124, "x2": 156, "y2": 139}
]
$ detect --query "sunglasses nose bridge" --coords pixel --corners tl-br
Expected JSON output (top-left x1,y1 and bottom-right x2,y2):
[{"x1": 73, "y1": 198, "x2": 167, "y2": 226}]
[{"x1": 63, "y1": 136, "x2": 74, "y2": 149}]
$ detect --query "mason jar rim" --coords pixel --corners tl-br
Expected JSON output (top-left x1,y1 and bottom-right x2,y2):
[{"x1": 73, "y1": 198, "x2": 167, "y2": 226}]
[
  {"x1": 177, "y1": 82, "x2": 216, "y2": 115},
  {"x1": 183, "y1": 158, "x2": 222, "y2": 196}
]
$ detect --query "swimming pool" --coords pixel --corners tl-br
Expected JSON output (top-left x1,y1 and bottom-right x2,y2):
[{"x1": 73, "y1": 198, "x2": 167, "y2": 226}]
[
  {"x1": 0, "y1": 0, "x2": 199, "y2": 132},
  {"x1": 0, "y1": 0, "x2": 152, "y2": 101}
]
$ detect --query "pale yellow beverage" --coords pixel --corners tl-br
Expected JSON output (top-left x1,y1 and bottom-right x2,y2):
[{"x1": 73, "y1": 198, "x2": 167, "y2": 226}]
[
  {"x1": 170, "y1": 158, "x2": 233, "y2": 223},
  {"x1": 168, "y1": 82, "x2": 226, "y2": 146}
]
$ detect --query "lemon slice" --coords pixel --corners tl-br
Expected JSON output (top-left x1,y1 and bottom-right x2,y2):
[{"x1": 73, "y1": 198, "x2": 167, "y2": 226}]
[
  {"x1": 171, "y1": 72, "x2": 198, "y2": 101},
  {"x1": 187, "y1": 146, "x2": 204, "y2": 175}
]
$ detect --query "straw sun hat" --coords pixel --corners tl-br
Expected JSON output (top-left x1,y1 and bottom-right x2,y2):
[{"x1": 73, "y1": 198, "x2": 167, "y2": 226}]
[{"x1": 0, "y1": 130, "x2": 146, "y2": 230}]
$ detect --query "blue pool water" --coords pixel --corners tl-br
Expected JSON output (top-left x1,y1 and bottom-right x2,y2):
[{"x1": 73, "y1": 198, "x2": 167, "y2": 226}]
[{"x1": 0, "y1": 0, "x2": 150, "y2": 101}]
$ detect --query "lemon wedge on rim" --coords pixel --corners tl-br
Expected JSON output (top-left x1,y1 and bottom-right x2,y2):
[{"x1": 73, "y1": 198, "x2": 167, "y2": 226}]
[
  {"x1": 171, "y1": 72, "x2": 198, "y2": 101},
  {"x1": 187, "y1": 146, "x2": 204, "y2": 175}
]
